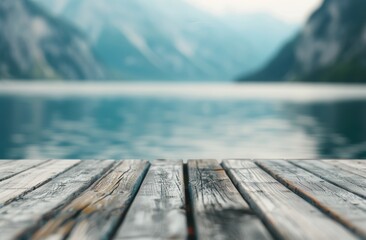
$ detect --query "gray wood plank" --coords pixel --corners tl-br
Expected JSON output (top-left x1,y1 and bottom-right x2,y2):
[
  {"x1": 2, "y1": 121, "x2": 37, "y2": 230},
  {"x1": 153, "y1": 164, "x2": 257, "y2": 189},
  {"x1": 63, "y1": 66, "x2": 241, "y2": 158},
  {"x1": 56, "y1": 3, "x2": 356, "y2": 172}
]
[
  {"x1": 0, "y1": 160, "x2": 115, "y2": 240},
  {"x1": 0, "y1": 160, "x2": 80, "y2": 206},
  {"x1": 0, "y1": 160, "x2": 14, "y2": 166},
  {"x1": 31, "y1": 160, "x2": 150, "y2": 240},
  {"x1": 257, "y1": 160, "x2": 366, "y2": 238},
  {"x1": 189, "y1": 159, "x2": 272, "y2": 240},
  {"x1": 221, "y1": 159, "x2": 257, "y2": 169},
  {"x1": 190, "y1": 159, "x2": 223, "y2": 170},
  {"x1": 292, "y1": 160, "x2": 366, "y2": 198},
  {"x1": 0, "y1": 160, "x2": 49, "y2": 182},
  {"x1": 115, "y1": 160, "x2": 186, "y2": 240},
  {"x1": 325, "y1": 160, "x2": 366, "y2": 177},
  {"x1": 223, "y1": 160, "x2": 357, "y2": 240},
  {"x1": 338, "y1": 160, "x2": 366, "y2": 168}
]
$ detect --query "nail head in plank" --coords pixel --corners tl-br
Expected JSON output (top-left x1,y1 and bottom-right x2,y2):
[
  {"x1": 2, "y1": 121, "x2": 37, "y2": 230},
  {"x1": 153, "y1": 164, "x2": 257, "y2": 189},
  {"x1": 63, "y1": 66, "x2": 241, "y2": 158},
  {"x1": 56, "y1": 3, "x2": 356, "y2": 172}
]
[
  {"x1": 31, "y1": 160, "x2": 149, "y2": 240},
  {"x1": 0, "y1": 160, "x2": 80, "y2": 206},
  {"x1": 189, "y1": 159, "x2": 272, "y2": 240},
  {"x1": 115, "y1": 160, "x2": 186, "y2": 240},
  {"x1": 257, "y1": 160, "x2": 366, "y2": 238},
  {"x1": 223, "y1": 160, "x2": 357, "y2": 240},
  {"x1": 0, "y1": 160, "x2": 115, "y2": 240}
]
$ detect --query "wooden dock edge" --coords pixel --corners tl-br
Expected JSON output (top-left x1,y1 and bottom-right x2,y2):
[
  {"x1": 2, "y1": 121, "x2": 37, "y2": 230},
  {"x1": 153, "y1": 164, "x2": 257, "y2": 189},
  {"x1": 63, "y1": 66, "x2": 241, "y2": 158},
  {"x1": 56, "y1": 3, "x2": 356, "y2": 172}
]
[{"x1": 0, "y1": 159, "x2": 365, "y2": 240}]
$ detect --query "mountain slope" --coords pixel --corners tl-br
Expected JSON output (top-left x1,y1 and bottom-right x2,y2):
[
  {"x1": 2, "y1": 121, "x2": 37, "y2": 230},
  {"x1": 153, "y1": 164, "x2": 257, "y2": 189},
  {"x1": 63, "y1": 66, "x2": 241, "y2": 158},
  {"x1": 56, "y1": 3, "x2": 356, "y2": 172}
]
[
  {"x1": 0, "y1": 0, "x2": 104, "y2": 80},
  {"x1": 241, "y1": 0, "x2": 366, "y2": 83},
  {"x1": 35, "y1": 0, "x2": 296, "y2": 81}
]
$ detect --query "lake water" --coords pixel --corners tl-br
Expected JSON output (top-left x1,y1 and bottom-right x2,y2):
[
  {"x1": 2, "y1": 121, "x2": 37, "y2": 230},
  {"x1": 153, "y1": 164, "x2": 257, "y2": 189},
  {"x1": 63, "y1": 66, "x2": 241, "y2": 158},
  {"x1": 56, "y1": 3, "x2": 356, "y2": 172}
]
[{"x1": 0, "y1": 82, "x2": 366, "y2": 160}]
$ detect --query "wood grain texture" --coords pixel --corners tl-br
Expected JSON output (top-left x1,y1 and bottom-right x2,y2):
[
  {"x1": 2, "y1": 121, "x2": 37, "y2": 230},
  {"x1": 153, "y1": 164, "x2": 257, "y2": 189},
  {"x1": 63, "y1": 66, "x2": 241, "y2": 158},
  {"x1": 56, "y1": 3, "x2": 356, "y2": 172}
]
[
  {"x1": 0, "y1": 160, "x2": 115, "y2": 240},
  {"x1": 325, "y1": 160, "x2": 366, "y2": 177},
  {"x1": 222, "y1": 160, "x2": 260, "y2": 169},
  {"x1": 115, "y1": 160, "x2": 186, "y2": 240},
  {"x1": 335, "y1": 160, "x2": 366, "y2": 168},
  {"x1": 0, "y1": 160, "x2": 49, "y2": 182},
  {"x1": 31, "y1": 160, "x2": 150, "y2": 240},
  {"x1": 292, "y1": 160, "x2": 366, "y2": 198},
  {"x1": 0, "y1": 160, "x2": 15, "y2": 166},
  {"x1": 0, "y1": 160, "x2": 80, "y2": 206},
  {"x1": 257, "y1": 160, "x2": 366, "y2": 238},
  {"x1": 223, "y1": 160, "x2": 357, "y2": 240},
  {"x1": 189, "y1": 159, "x2": 272, "y2": 240}
]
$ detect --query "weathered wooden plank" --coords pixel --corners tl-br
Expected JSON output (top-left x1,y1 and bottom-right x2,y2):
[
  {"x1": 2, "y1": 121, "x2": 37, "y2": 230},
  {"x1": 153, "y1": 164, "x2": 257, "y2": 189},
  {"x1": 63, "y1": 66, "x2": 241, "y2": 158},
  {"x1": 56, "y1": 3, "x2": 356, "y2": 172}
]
[
  {"x1": 115, "y1": 160, "x2": 186, "y2": 240},
  {"x1": 222, "y1": 159, "x2": 259, "y2": 169},
  {"x1": 189, "y1": 159, "x2": 272, "y2": 240},
  {"x1": 0, "y1": 160, "x2": 14, "y2": 165},
  {"x1": 292, "y1": 160, "x2": 366, "y2": 198},
  {"x1": 257, "y1": 160, "x2": 366, "y2": 238},
  {"x1": 31, "y1": 160, "x2": 150, "y2": 240},
  {"x1": 190, "y1": 159, "x2": 223, "y2": 170},
  {"x1": 325, "y1": 160, "x2": 366, "y2": 177},
  {"x1": 223, "y1": 160, "x2": 356, "y2": 240},
  {"x1": 0, "y1": 160, "x2": 80, "y2": 206},
  {"x1": 0, "y1": 160, "x2": 49, "y2": 182},
  {"x1": 0, "y1": 160, "x2": 115, "y2": 240},
  {"x1": 338, "y1": 160, "x2": 366, "y2": 168}
]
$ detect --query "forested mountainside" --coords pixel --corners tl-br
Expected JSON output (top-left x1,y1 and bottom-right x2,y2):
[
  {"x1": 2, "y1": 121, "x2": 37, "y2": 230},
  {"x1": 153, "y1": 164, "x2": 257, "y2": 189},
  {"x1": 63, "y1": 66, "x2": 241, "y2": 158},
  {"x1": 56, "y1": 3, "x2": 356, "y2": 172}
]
[
  {"x1": 0, "y1": 0, "x2": 104, "y2": 80},
  {"x1": 241, "y1": 0, "x2": 366, "y2": 83},
  {"x1": 35, "y1": 0, "x2": 296, "y2": 81}
]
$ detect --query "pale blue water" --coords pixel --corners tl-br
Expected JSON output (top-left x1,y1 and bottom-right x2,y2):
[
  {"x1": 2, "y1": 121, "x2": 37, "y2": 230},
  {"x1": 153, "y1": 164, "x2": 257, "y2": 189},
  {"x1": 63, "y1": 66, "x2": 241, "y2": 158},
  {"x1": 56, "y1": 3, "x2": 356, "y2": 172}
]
[{"x1": 0, "y1": 83, "x2": 365, "y2": 160}]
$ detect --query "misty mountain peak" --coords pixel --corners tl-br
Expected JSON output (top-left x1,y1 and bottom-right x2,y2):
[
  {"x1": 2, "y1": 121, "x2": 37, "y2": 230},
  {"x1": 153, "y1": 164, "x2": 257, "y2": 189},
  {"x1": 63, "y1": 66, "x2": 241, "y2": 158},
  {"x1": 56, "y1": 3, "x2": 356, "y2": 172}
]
[
  {"x1": 34, "y1": 0, "x2": 296, "y2": 81},
  {"x1": 242, "y1": 0, "x2": 366, "y2": 83},
  {"x1": 0, "y1": 0, "x2": 104, "y2": 80}
]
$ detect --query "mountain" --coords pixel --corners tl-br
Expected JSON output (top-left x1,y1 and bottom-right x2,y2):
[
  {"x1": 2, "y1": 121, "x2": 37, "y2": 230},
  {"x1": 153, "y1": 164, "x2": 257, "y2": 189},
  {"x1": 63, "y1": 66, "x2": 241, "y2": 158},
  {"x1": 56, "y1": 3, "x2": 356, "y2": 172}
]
[
  {"x1": 240, "y1": 0, "x2": 366, "y2": 83},
  {"x1": 35, "y1": 0, "x2": 296, "y2": 81},
  {"x1": 0, "y1": 0, "x2": 104, "y2": 80}
]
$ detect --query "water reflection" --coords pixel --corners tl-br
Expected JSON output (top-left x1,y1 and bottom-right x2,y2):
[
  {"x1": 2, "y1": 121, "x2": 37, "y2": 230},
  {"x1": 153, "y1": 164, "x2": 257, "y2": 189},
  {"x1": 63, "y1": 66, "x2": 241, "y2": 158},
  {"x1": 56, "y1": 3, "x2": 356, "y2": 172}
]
[
  {"x1": 0, "y1": 95, "x2": 365, "y2": 159},
  {"x1": 288, "y1": 101, "x2": 366, "y2": 158}
]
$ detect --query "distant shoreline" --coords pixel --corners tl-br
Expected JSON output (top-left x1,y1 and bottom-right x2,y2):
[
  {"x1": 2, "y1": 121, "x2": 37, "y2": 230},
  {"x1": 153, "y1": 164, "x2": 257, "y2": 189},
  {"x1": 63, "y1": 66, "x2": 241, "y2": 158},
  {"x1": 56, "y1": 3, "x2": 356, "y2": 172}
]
[{"x1": 0, "y1": 81, "x2": 366, "y2": 103}]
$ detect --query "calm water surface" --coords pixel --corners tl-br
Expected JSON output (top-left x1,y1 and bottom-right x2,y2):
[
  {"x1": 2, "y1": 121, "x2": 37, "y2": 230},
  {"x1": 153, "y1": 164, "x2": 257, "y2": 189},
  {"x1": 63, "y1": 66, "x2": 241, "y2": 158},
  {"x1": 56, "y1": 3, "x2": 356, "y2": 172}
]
[{"x1": 0, "y1": 82, "x2": 365, "y2": 160}]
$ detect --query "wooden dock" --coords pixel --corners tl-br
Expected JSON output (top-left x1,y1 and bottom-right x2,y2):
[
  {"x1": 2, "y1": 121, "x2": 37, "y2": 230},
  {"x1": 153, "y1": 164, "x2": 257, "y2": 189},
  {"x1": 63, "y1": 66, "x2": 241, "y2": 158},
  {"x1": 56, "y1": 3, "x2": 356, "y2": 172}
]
[{"x1": 0, "y1": 159, "x2": 365, "y2": 240}]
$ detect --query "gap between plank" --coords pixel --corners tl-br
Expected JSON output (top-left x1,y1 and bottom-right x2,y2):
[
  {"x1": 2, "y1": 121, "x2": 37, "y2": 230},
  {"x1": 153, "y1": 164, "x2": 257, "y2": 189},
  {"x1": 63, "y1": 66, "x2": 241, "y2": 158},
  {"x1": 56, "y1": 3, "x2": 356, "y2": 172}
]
[
  {"x1": 0, "y1": 160, "x2": 82, "y2": 208},
  {"x1": 255, "y1": 161, "x2": 362, "y2": 239},
  {"x1": 108, "y1": 161, "x2": 151, "y2": 240},
  {"x1": 16, "y1": 160, "x2": 118, "y2": 240},
  {"x1": 220, "y1": 161, "x2": 283, "y2": 240},
  {"x1": 290, "y1": 161, "x2": 366, "y2": 200},
  {"x1": 0, "y1": 159, "x2": 52, "y2": 182},
  {"x1": 183, "y1": 163, "x2": 197, "y2": 240},
  {"x1": 64, "y1": 161, "x2": 150, "y2": 240}
]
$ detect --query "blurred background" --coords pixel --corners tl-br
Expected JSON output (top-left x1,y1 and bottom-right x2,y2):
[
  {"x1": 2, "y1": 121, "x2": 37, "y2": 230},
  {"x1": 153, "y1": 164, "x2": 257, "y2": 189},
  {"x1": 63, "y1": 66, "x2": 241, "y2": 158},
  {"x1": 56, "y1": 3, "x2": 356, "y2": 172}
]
[{"x1": 0, "y1": 0, "x2": 365, "y2": 160}]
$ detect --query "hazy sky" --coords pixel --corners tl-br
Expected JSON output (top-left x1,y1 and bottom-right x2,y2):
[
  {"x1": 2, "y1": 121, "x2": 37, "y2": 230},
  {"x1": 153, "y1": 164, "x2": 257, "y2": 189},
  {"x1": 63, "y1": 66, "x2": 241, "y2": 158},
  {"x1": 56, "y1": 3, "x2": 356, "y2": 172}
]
[{"x1": 186, "y1": 0, "x2": 322, "y2": 23}]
